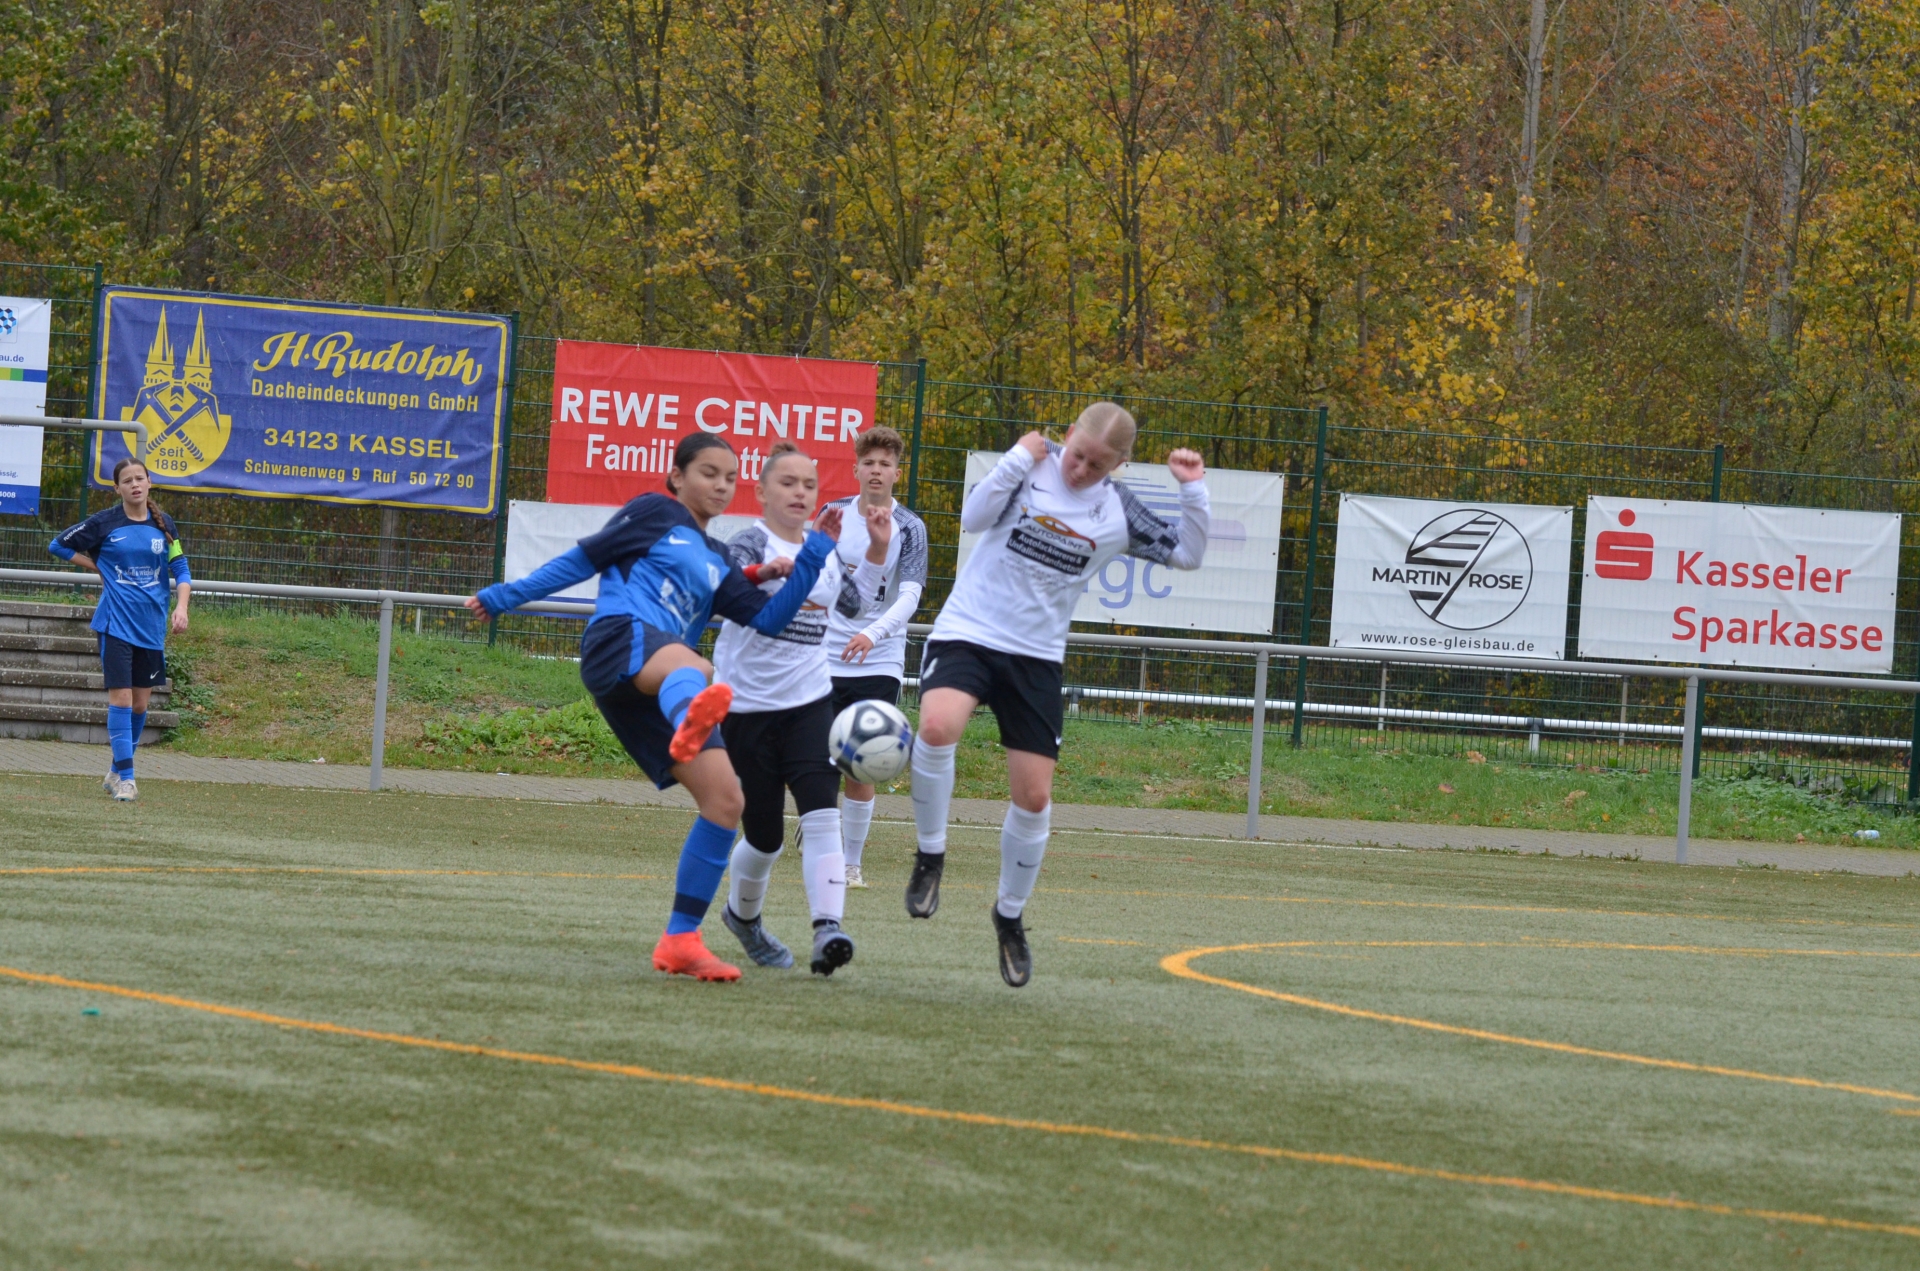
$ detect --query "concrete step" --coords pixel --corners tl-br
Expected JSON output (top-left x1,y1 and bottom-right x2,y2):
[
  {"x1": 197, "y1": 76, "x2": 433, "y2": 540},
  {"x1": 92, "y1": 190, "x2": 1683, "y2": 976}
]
[
  {"x1": 0, "y1": 702, "x2": 178, "y2": 746},
  {"x1": 0, "y1": 631, "x2": 98, "y2": 656},
  {"x1": 0, "y1": 670, "x2": 172, "y2": 709},
  {"x1": 0, "y1": 600, "x2": 97, "y2": 636},
  {"x1": 0, "y1": 717, "x2": 175, "y2": 746}
]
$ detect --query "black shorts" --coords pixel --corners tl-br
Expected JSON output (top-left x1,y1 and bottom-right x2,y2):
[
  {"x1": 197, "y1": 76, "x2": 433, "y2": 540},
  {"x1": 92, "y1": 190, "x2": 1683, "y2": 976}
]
[
  {"x1": 722, "y1": 695, "x2": 840, "y2": 852},
  {"x1": 99, "y1": 633, "x2": 165, "y2": 690},
  {"x1": 920, "y1": 640, "x2": 1064, "y2": 760},
  {"x1": 829, "y1": 673, "x2": 901, "y2": 714},
  {"x1": 592, "y1": 677, "x2": 725, "y2": 790},
  {"x1": 580, "y1": 615, "x2": 688, "y2": 698}
]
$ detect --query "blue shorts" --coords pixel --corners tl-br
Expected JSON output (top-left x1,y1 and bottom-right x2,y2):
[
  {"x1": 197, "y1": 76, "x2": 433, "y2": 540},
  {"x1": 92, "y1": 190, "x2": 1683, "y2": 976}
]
[
  {"x1": 99, "y1": 633, "x2": 165, "y2": 690},
  {"x1": 580, "y1": 615, "x2": 723, "y2": 789}
]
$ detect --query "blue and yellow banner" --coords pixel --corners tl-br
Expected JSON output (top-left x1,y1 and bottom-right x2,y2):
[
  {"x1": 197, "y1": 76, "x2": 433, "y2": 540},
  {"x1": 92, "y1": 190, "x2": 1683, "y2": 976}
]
[{"x1": 91, "y1": 287, "x2": 511, "y2": 515}]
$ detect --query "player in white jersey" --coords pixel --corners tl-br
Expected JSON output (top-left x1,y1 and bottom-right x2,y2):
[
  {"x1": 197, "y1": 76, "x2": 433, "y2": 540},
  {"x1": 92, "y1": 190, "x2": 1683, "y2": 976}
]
[
  {"x1": 713, "y1": 442, "x2": 895, "y2": 976},
  {"x1": 819, "y1": 426, "x2": 929, "y2": 888},
  {"x1": 905, "y1": 403, "x2": 1209, "y2": 986}
]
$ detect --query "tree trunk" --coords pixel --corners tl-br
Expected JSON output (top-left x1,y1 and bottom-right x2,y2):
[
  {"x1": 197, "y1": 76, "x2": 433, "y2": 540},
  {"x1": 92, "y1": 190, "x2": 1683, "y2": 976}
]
[
  {"x1": 1513, "y1": 0, "x2": 1548, "y2": 353},
  {"x1": 1769, "y1": 0, "x2": 1819, "y2": 348}
]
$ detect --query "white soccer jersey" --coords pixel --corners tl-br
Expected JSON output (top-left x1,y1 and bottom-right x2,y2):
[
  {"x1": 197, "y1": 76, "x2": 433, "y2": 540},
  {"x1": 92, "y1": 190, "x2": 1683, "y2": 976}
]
[
  {"x1": 714, "y1": 521, "x2": 884, "y2": 713},
  {"x1": 822, "y1": 496, "x2": 929, "y2": 682},
  {"x1": 930, "y1": 443, "x2": 1210, "y2": 662}
]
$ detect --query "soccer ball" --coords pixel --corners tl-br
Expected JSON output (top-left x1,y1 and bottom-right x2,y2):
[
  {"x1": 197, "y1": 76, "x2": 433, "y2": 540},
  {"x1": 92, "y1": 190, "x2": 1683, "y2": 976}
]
[{"x1": 828, "y1": 700, "x2": 914, "y2": 783}]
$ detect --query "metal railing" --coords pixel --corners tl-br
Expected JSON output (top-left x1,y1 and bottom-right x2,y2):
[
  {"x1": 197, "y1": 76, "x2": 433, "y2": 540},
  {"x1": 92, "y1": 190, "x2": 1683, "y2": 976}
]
[
  {"x1": 7, "y1": 566, "x2": 1920, "y2": 861},
  {"x1": 0, "y1": 416, "x2": 149, "y2": 462}
]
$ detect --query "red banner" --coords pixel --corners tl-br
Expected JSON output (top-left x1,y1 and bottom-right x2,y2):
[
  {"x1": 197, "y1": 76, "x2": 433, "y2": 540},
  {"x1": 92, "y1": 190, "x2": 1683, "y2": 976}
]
[{"x1": 545, "y1": 340, "x2": 880, "y2": 514}]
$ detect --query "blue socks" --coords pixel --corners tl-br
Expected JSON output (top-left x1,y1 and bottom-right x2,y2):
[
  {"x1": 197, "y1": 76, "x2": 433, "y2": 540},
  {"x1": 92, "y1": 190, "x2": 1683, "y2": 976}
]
[
  {"x1": 658, "y1": 667, "x2": 708, "y2": 729},
  {"x1": 107, "y1": 705, "x2": 135, "y2": 778},
  {"x1": 131, "y1": 710, "x2": 146, "y2": 766},
  {"x1": 667, "y1": 816, "x2": 737, "y2": 934}
]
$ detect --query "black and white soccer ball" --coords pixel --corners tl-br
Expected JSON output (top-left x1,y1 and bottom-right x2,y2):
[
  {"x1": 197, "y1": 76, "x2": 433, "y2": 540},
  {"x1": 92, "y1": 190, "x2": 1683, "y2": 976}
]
[{"x1": 828, "y1": 700, "x2": 914, "y2": 783}]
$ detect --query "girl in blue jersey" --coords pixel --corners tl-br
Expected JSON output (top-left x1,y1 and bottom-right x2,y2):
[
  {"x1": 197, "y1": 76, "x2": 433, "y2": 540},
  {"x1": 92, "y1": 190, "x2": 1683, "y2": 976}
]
[
  {"x1": 466, "y1": 433, "x2": 847, "y2": 982},
  {"x1": 49, "y1": 459, "x2": 192, "y2": 802}
]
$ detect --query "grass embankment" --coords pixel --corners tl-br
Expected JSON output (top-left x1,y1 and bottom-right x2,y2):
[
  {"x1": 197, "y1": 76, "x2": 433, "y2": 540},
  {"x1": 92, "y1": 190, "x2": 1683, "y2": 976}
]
[
  {"x1": 4, "y1": 776, "x2": 1919, "y2": 1268},
  {"x1": 145, "y1": 604, "x2": 1918, "y2": 847}
]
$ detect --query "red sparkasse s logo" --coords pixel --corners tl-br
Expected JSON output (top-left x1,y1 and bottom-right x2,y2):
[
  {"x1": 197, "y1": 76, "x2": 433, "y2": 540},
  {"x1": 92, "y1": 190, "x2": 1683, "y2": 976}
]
[
  {"x1": 1592, "y1": 507, "x2": 1653, "y2": 580},
  {"x1": 545, "y1": 341, "x2": 879, "y2": 515}
]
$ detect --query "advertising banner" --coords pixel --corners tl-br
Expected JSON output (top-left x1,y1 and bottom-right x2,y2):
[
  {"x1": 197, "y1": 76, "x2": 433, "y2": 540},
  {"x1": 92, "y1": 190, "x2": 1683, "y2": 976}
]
[
  {"x1": 1329, "y1": 494, "x2": 1574, "y2": 658},
  {"x1": 545, "y1": 341, "x2": 879, "y2": 516},
  {"x1": 91, "y1": 287, "x2": 511, "y2": 514},
  {"x1": 1577, "y1": 497, "x2": 1900, "y2": 672},
  {"x1": 956, "y1": 451, "x2": 1283, "y2": 635},
  {"x1": 505, "y1": 499, "x2": 757, "y2": 602},
  {"x1": 0, "y1": 296, "x2": 52, "y2": 515}
]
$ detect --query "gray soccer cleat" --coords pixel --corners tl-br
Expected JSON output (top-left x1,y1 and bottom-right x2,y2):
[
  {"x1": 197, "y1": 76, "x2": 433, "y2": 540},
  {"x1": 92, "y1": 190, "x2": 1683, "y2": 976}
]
[
  {"x1": 722, "y1": 906, "x2": 794, "y2": 969},
  {"x1": 844, "y1": 864, "x2": 867, "y2": 889},
  {"x1": 103, "y1": 771, "x2": 119, "y2": 795},
  {"x1": 112, "y1": 777, "x2": 138, "y2": 803},
  {"x1": 810, "y1": 921, "x2": 855, "y2": 977}
]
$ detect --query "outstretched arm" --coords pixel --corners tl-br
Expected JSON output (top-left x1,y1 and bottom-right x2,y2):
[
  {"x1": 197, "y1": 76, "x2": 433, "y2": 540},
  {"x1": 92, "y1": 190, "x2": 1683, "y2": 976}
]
[
  {"x1": 467, "y1": 546, "x2": 596, "y2": 618},
  {"x1": 711, "y1": 530, "x2": 840, "y2": 635}
]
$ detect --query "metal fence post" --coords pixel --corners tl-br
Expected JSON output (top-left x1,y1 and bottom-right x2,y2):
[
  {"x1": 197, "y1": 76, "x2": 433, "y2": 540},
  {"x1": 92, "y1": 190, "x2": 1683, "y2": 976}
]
[
  {"x1": 1691, "y1": 444, "x2": 1724, "y2": 780},
  {"x1": 1675, "y1": 675, "x2": 1699, "y2": 864},
  {"x1": 1910, "y1": 636, "x2": 1920, "y2": 803},
  {"x1": 370, "y1": 596, "x2": 394, "y2": 791},
  {"x1": 1292, "y1": 407, "x2": 1329, "y2": 747},
  {"x1": 905, "y1": 357, "x2": 928, "y2": 510},
  {"x1": 1248, "y1": 650, "x2": 1269, "y2": 839},
  {"x1": 487, "y1": 311, "x2": 521, "y2": 648}
]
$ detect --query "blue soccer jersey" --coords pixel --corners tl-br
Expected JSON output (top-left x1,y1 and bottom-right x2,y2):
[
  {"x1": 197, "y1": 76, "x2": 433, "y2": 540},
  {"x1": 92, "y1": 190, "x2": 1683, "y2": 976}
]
[
  {"x1": 478, "y1": 493, "x2": 833, "y2": 646},
  {"x1": 49, "y1": 507, "x2": 191, "y2": 650}
]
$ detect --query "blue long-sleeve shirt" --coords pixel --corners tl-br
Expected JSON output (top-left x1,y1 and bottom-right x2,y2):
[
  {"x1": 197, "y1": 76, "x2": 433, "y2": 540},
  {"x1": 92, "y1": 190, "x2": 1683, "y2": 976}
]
[
  {"x1": 50, "y1": 507, "x2": 191, "y2": 650},
  {"x1": 478, "y1": 494, "x2": 833, "y2": 645}
]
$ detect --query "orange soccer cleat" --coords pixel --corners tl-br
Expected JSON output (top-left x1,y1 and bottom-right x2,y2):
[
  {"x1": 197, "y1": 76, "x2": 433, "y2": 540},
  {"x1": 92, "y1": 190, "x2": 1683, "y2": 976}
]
[
  {"x1": 651, "y1": 930, "x2": 742, "y2": 982},
  {"x1": 667, "y1": 682, "x2": 733, "y2": 763}
]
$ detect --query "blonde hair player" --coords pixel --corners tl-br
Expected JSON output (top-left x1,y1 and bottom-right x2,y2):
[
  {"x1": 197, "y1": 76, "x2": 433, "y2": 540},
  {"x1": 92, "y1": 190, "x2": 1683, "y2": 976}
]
[
  {"x1": 818, "y1": 426, "x2": 928, "y2": 888},
  {"x1": 905, "y1": 403, "x2": 1209, "y2": 985},
  {"x1": 711, "y1": 442, "x2": 894, "y2": 976}
]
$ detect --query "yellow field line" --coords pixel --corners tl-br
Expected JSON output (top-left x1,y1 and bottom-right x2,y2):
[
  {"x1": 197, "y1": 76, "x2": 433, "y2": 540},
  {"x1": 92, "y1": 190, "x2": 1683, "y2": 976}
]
[
  {"x1": 3, "y1": 963, "x2": 1914, "y2": 1242},
  {"x1": 1164, "y1": 943, "x2": 1920, "y2": 1104},
  {"x1": 0, "y1": 866, "x2": 659, "y2": 880}
]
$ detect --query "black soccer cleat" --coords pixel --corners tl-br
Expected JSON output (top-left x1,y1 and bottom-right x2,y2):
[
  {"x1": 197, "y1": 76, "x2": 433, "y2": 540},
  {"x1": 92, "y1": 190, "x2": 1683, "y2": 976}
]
[
  {"x1": 810, "y1": 920, "x2": 855, "y2": 977},
  {"x1": 992, "y1": 906, "x2": 1031, "y2": 988},
  {"x1": 905, "y1": 850, "x2": 945, "y2": 919}
]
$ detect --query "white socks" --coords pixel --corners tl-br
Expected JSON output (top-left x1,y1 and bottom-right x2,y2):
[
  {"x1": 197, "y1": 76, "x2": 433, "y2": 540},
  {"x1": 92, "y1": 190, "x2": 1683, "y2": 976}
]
[
  {"x1": 727, "y1": 837, "x2": 782, "y2": 920},
  {"x1": 840, "y1": 795, "x2": 875, "y2": 869},
  {"x1": 798, "y1": 807, "x2": 846, "y2": 925},
  {"x1": 911, "y1": 740, "x2": 957, "y2": 855},
  {"x1": 996, "y1": 802, "x2": 1051, "y2": 919}
]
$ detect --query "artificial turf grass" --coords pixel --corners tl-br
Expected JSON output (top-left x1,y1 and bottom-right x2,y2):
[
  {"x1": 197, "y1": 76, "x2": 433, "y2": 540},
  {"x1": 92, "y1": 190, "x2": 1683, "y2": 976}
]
[
  {"x1": 3, "y1": 776, "x2": 1919, "y2": 1270},
  {"x1": 135, "y1": 603, "x2": 1920, "y2": 849}
]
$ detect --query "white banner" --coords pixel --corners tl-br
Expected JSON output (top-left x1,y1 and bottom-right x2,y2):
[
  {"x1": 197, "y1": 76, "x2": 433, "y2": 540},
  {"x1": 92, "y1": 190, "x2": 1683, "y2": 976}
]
[
  {"x1": 957, "y1": 452, "x2": 1283, "y2": 635},
  {"x1": 505, "y1": 499, "x2": 755, "y2": 602},
  {"x1": 1577, "y1": 497, "x2": 1900, "y2": 672},
  {"x1": 0, "y1": 297, "x2": 52, "y2": 516},
  {"x1": 1329, "y1": 494, "x2": 1574, "y2": 658}
]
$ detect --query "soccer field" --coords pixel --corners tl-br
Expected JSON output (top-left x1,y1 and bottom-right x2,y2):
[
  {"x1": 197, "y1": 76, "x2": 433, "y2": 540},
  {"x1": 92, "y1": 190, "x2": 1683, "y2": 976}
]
[{"x1": 4, "y1": 776, "x2": 1919, "y2": 1269}]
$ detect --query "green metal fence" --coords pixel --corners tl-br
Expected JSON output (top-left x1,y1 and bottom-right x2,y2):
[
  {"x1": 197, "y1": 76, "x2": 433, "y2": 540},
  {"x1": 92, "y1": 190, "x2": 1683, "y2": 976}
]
[{"x1": 0, "y1": 259, "x2": 1915, "y2": 798}]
